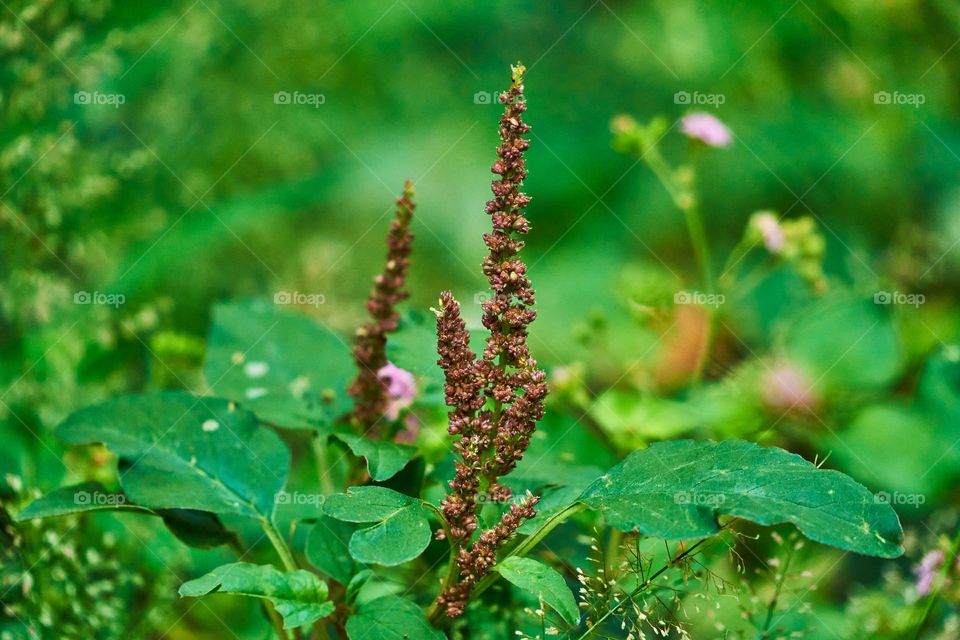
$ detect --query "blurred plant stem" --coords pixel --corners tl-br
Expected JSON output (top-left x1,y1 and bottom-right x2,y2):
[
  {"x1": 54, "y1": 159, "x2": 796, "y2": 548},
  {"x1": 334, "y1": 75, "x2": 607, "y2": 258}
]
[
  {"x1": 312, "y1": 432, "x2": 335, "y2": 495},
  {"x1": 230, "y1": 537, "x2": 291, "y2": 640},
  {"x1": 911, "y1": 526, "x2": 960, "y2": 639},
  {"x1": 261, "y1": 518, "x2": 299, "y2": 572},
  {"x1": 643, "y1": 148, "x2": 716, "y2": 382},
  {"x1": 574, "y1": 536, "x2": 714, "y2": 639}
]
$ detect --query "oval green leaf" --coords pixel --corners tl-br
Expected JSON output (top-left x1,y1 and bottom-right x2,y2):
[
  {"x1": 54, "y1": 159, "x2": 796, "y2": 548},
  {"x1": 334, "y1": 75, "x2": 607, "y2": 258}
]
[
  {"x1": 494, "y1": 556, "x2": 579, "y2": 625},
  {"x1": 179, "y1": 562, "x2": 334, "y2": 629},
  {"x1": 322, "y1": 486, "x2": 431, "y2": 566},
  {"x1": 580, "y1": 439, "x2": 903, "y2": 558},
  {"x1": 55, "y1": 392, "x2": 288, "y2": 519},
  {"x1": 346, "y1": 595, "x2": 444, "y2": 640}
]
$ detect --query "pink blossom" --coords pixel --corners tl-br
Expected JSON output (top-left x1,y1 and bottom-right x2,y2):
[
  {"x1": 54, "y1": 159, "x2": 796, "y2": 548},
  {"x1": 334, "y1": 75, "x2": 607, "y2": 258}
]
[
  {"x1": 681, "y1": 112, "x2": 732, "y2": 148},
  {"x1": 754, "y1": 212, "x2": 785, "y2": 253},
  {"x1": 761, "y1": 362, "x2": 818, "y2": 413},
  {"x1": 377, "y1": 362, "x2": 416, "y2": 420},
  {"x1": 915, "y1": 549, "x2": 945, "y2": 597}
]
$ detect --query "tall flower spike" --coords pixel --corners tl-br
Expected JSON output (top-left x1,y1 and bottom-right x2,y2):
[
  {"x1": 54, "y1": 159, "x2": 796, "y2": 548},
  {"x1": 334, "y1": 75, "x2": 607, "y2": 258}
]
[
  {"x1": 348, "y1": 180, "x2": 416, "y2": 431},
  {"x1": 435, "y1": 63, "x2": 548, "y2": 618}
]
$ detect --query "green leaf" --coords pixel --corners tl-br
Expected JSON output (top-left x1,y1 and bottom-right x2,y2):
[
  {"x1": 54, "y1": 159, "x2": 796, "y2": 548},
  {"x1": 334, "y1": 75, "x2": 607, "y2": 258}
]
[
  {"x1": 55, "y1": 392, "x2": 288, "y2": 519},
  {"x1": 580, "y1": 439, "x2": 903, "y2": 558},
  {"x1": 205, "y1": 300, "x2": 356, "y2": 429},
  {"x1": 16, "y1": 482, "x2": 146, "y2": 519},
  {"x1": 322, "y1": 486, "x2": 431, "y2": 566},
  {"x1": 494, "y1": 557, "x2": 579, "y2": 625},
  {"x1": 785, "y1": 296, "x2": 903, "y2": 392},
  {"x1": 332, "y1": 433, "x2": 416, "y2": 481},
  {"x1": 160, "y1": 509, "x2": 235, "y2": 550},
  {"x1": 179, "y1": 562, "x2": 334, "y2": 629},
  {"x1": 17, "y1": 483, "x2": 234, "y2": 549},
  {"x1": 306, "y1": 516, "x2": 357, "y2": 584},
  {"x1": 346, "y1": 595, "x2": 444, "y2": 640}
]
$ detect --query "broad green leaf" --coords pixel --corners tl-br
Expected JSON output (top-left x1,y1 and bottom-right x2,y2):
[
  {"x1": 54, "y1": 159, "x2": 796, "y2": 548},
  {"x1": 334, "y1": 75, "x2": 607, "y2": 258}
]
[
  {"x1": 919, "y1": 346, "x2": 960, "y2": 422},
  {"x1": 580, "y1": 439, "x2": 903, "y2": 558},
  {"x1": 17, "y1": 483, "x2": 234, "y2": 549},
  {"x1": 785, "y1": 296, "x2": 903, "y2": 392},
  {"x1": 306, "y1": 515, "x2": 357, "y2": 584},
  {"x1": 205, "y1": 300, "x2": 355, "y2": 429},
  {"x1": 160, "y1": 509, "x2": 236, "y2": 549},
  {"x1": 494, "y1": 556, "x2": 579, "y2": 625},
  {"x1": 179, "y1": 562, "x2": 334, "y2": 629},
  {"x1": 827, "y1": 405, "x2": 947, "y2": 499},
  {"x1": 55, "y1": 392, "x2": 288, "y2": 519},
  {"x1": 346, "y1": 595, "x2": 444, "y2": 640},
  {"x1": 322, "y1": 486, "x2": 431, "y2": 566},
  {"x1": 332, "y1": 432, "x2": 416, "y2": 481},
  {"x1": 16, "y1": 482, "x2": 146, "y2": 519},
  {"x1": 590, "y1": 390, "x2": 697, "y2": 442}
]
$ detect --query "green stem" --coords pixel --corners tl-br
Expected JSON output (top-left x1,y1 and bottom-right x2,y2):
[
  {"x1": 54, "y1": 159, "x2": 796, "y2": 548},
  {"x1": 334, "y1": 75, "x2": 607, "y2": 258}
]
[
  {"x1": 267, "y1": 606, "x2": 290, "y2": 640},
  {"x1": 681, "y1": 202, "x2": 715, "y2": 294},
  {"x1": 427, "y1": 502, "x2": 586, "y2": 626},
  {"x1": 758, "y1": 538, "x2": 796, "y2": 639},
  {"x1": 912, "y1": 527, "x2": 960, "y2": 639},
  {"x1": 423, "y1": 503, "x2": 458, "y2": 625},
  {"x1": 312, "y1": 432, "x2": 335, "y2": 496},
  {"x1": 643, "y1": 149, "x2": 716, "y2": 383},
  {"x1": 261, "y1": 518, "x2": 299, "y2": 572},
  {"x1": 230, "y1": 537, "x2": 289, "y2": 640},
  {"x1": 471, "y1": 502, "x2": 587, "y2": 601},
  {"x1": 575, "y1": 536, "x2": 712, "y2": 640}
]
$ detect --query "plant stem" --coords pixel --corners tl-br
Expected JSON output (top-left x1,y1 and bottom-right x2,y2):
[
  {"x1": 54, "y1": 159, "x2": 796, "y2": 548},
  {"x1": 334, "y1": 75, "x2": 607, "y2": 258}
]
[
  {"x1": 575, "y1": 536, "x2": 713, "y2": 640},
  {"x1": 426, "y1": 502, "x2": 586, "y2": 625},
  {"x1": 758, "y1": 537, "x2": 796, "y2": 639},
  {"x1": 912, "y1": 527, "x2": 960, "y2": 639},
  {"x1": 261, "y1": 518, "x2": 299, "y2": 572},
  {"x1": 643, "y1": 150, "x2": 716, "y2": 383},
  {"x1": 472, "y1": 502, "x2": 587, "y2": 601},
  {"x1": 267, "y1": 606, "x2": 290, "y2": 640},
  {"x1": 422, "y1": 503, "x2": 457, "y2": 625},
  {"x1": 311, "y1": 432, "x2": 335, "y2": 496}
]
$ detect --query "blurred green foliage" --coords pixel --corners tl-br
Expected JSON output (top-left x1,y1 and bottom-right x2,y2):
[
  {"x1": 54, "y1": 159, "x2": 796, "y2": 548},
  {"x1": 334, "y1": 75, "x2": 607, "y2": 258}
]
[{"x1": 4, "y1": 0, "x2": 960, "y2": 637}]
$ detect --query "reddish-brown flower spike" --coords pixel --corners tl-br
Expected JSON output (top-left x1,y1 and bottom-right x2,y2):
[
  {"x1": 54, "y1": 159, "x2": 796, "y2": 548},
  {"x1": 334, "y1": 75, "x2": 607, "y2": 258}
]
[
  {"x1": 434, "y1": 63, "x2": 548, "y2": 618},
  {"x1": 436, "y1": 292, "x2": 486, "y2": 543},
  {"x1": 348, "y1": 180, "x2": 415, "y2": 431}
]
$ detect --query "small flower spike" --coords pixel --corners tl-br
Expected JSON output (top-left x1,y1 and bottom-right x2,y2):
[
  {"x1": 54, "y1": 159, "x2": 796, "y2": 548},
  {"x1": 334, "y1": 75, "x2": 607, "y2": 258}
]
[
  {"x1": 348, "y1": 180, "x2": 416, "y2": 431},
  {"x1": 435, "y1": 64, "x2": 548, "y2": 617}
]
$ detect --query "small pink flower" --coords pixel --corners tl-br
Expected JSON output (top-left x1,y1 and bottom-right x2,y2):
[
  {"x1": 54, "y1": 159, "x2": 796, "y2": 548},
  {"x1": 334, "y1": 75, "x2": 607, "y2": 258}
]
[
  {"x1": 754, "y1": 212, "x2": 785, "y2": 253},
  {"x1": 681, "y1": 112, "x2": 732, "y2": 148},
  {"x1": 377, "y1": 362, "x2": 416, "y2": 420},
  {"x1": 761, "y1": 362, "x2": 818, "y2": 413},
  {"x1": 915, "y1": 550, "x2": 946, "y2": 596}
]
